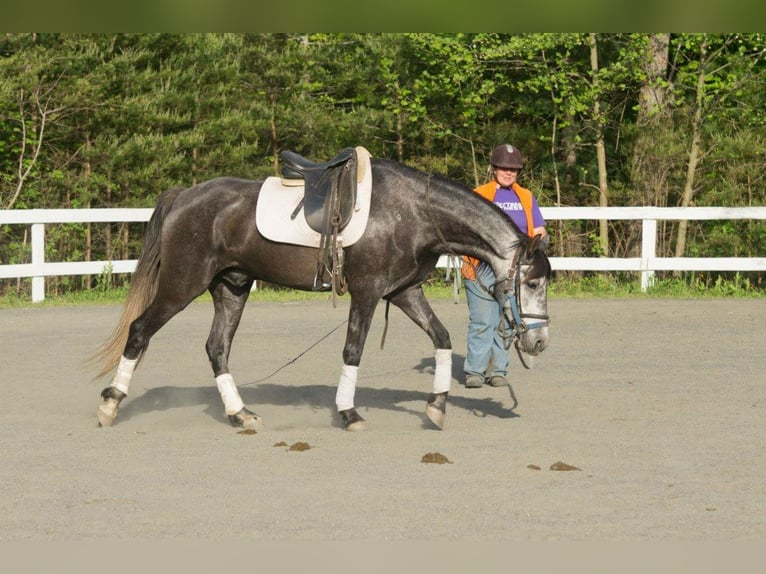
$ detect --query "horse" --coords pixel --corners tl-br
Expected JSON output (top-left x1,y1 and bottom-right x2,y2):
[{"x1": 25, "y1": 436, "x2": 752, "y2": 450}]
[{"x1": 94, "y1": 155, "x2": 551, "y2": 432}]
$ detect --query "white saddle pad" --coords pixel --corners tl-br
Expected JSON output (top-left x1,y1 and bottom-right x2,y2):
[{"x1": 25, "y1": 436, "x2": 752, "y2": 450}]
[{"x1": 256, "y1": 146, "x2": 372, "y2": 248}]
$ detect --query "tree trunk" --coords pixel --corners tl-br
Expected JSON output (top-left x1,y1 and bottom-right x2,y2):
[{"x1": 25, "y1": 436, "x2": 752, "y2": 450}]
[
  {"x1": 637, "y1": 34, "x2": 671, "y2": 123},
  {"x1": 633, "y1": 33, "x2": 672, "y2": 208},
  {"x1": 589, "y1": 33, "x2": 609, "y2": 256},
  {"x1": 675, "y1": 39, "x2": 707, "y2": 260},
  {"x1": 548, "y1": 107, "x2": 565, "y2": 258},
  {"x1": 270, "y1": 90, "x2": 280, "y2": 174},
  {"x1": 192, "y1": 147, "x2": 199, "y2": 187},
  {"x1": 105, "y1": 186, "x2": 112, "y2": 260},
  {"x1": 192, "y1": 92, "x2": 200, "y2": 186},
  {"x1": 628, "y1": 34, "x2": 671, "y2": 265},
  {"x1": 84, "y1": 145, "x2": 92, "y2": 290}
]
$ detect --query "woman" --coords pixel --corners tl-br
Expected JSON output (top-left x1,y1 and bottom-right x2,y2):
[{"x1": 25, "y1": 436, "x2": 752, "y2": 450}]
[{"x1": 462, "y1": 144, "x2": 547, "y2": 388}]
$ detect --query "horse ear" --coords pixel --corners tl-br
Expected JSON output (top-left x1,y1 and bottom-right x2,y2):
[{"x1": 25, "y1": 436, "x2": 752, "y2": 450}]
[{"x1": 526, "y1": 233, "x2": 543, "y2": 258}]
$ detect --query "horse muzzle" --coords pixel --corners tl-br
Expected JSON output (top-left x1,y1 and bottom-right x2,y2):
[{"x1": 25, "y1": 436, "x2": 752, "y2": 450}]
[{"x1": 519, "y1": 326, "x2": 549, "y2": 356}]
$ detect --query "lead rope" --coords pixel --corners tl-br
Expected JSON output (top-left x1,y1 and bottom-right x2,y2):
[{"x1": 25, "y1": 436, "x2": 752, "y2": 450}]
[
  {"x1": 241, "y1": 319, "x2": 348, "y2": 386},
  {"x1": 380, "y1": 300, "x2": 390, "y2": 349}
]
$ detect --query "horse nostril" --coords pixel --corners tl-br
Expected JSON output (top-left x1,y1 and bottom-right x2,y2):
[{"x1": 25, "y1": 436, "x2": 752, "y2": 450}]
[{"x1": 535, "y1": 340, "x2": 546, "y2": 353}]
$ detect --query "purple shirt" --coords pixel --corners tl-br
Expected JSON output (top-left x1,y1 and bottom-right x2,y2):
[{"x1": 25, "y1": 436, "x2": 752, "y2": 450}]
[{"x1": 492, "y1": 186, "x2": 546, "y2": 235}]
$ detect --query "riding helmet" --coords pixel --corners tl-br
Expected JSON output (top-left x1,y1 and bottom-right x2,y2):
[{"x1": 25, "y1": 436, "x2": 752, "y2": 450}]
[{"x1": 490, "y1": 144, "x2": 523, "y2": 169}]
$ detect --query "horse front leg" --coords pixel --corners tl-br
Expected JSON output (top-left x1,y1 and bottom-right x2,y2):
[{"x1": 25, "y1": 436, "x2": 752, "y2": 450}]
[
  {"x1": 207, "y1": 275, "x2": 262, "y2": 431},
  {"x1": 424, "y1": 350, "x2": 451, "y2": 429},
  {"x1": 336, "y1": 293, "x2": 379, "y2": 431},
  {"x1": 388, "y1": 286, "x2": 452, "y2": 429}
]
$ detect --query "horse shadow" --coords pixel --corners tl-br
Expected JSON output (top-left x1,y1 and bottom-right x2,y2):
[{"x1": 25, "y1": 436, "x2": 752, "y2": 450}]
[{"x1": 114, "y1": 353, "x2": 519, "y2": 429}]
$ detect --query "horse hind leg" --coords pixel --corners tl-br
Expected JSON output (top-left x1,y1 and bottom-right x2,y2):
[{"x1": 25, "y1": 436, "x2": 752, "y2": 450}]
[
  {"x1": 207, "y1": 273, "x2": 262, "y2": 431},
  {"x1": 98, "y1": 282, "x2": 207, "y2": 427},
  {"x1": 97, "y1": 358, "x2": 136, "y2": 427},
  {"x1": 96, "y1": 310, "x2": 174, "y2": 427}
]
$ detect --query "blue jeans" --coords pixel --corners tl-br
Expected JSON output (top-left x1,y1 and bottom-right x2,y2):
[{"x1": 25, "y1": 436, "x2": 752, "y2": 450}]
[{"x1": 463, "y1": 266, "x2": 511, "y2": 380}]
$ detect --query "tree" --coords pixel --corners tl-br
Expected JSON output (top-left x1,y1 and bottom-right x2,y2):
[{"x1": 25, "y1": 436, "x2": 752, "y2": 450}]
[
  {"x1": 0, "y1": 34, "x2": 69, "y2": 210},
  {"x1": 671, "y1": 34, "x2": 766, "y2": 258},
  {"x1": 629, "y1": 33, "x2": 673, "y2": 210},
  {"x1": 2, "y1": 33, "x2": 766, "y2": 297},
  {"x1": 589, "y1": 33, "x2": 609, "y2": 256}
]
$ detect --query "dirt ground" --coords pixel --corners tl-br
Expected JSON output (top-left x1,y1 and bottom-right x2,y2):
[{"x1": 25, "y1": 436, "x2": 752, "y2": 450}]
[{"x1": 0, "y1": 296, "x2": 763, "y2": 543}]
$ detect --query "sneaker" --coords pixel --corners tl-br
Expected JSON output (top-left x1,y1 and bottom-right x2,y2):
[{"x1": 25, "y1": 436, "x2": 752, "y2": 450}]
[
  {"x1": 465, "y1": 374, "x2": 484, "y2": 388},
  {"x1": 488, "y1": 375, "x2": 508, "y2": 387}
]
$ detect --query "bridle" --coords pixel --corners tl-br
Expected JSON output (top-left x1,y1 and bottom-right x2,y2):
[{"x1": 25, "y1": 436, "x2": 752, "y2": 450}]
[
  {"x1": 504, "y1": 251, "x2": 550, "y2": 335},
  {"x1": 495, "y1": 249, "x2": 550, "y2": 357}
]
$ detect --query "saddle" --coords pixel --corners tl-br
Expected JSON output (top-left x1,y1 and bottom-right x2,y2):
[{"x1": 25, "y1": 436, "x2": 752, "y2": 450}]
[
  {"x1": 281, "y1": 147, "x2": 358, "y2": 235},
  {"x1": 279, "y1": 147, "x2": 360, "y2": 296}
]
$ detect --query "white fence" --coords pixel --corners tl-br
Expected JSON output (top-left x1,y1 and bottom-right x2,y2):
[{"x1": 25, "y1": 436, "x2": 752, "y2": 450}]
[{"x1": 2, "y1": 206, "x2": 766, "y2": 302}]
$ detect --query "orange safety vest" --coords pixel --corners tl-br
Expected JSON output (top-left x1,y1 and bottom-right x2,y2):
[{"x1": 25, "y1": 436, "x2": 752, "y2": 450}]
[{"x1": 461, "y1": 181, "x2": 536, "y2": 281}]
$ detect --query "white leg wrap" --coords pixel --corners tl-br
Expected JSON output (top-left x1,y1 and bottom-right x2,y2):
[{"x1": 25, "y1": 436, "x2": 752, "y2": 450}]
[
  {"x1": 335, "y1": 364, "x2": 358, "y2": 412},
  {"x1": 215, "y1": 373, "x2": 245, "y2": 416},
  {"x1": 110, "y1": 355, "x2": 138, "y2": 396},
  {"x1": 433, "y1": 348, "x2": 452, "y2": 394}
]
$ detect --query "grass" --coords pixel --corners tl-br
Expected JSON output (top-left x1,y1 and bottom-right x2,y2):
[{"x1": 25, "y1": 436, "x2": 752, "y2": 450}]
[
  {"x1": 549, "y1": 272, "x2": 765, "y2": 299},
  {"x1": 1, "y1": 272, "x2": 763, "y2": 309},
  {"x1": 0, "y1": 282, "x2": 458, "y2": 308}
]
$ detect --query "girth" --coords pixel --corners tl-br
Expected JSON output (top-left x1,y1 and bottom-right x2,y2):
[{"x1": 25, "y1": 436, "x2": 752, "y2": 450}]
[{"x1": 281, "y1": 147, "x2": 358, "y2": 235}]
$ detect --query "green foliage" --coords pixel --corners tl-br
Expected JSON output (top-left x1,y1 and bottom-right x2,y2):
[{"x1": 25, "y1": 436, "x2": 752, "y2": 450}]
[
  {"x1": 647, "y1": 273, "x2": 762, "y2": 298},
  {"x1": 549, "y1": 272, "x2": 764, "y2": 299},
  {"x1": 2, "y1": 33, "x2": 766, "y2": 297}
]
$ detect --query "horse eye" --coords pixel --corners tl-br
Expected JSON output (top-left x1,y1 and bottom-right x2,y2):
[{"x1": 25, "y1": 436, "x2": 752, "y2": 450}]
[{"x1": 526, "y1": 280, "x2": 539, "y2": 289}]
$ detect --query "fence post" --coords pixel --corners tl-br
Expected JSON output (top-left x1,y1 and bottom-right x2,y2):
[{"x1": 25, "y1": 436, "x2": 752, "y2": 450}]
[
  {"x1": 449, "y1": 255, "x2": 461, "y2": 304},
  {"x1": 31, "y1": 223, "x2": 45, "y2": 303},
  {"x1": 641, "y1": 219, "x2": 657, "y2": 292}
]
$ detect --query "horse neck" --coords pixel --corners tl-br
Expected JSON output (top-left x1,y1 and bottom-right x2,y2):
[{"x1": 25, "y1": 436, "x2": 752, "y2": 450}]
[{"x1": 423, "y1": 176, "x2": 523, "y2": 266}]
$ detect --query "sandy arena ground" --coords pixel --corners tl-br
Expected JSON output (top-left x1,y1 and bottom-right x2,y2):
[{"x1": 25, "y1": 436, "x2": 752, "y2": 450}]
[{"x1": 0, "y1": 296, "x2": 763, "y2": 544}]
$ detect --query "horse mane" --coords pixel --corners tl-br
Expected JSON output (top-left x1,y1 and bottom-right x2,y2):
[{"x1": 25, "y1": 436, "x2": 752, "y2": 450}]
[{"x1": 373, "y1": 159, "x2": 530, "y2": 254}]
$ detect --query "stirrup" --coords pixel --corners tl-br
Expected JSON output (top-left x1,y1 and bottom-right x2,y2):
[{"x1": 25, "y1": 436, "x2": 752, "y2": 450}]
[{"x1": 312, "y1": 268, "x2": 332, "y2": 291}]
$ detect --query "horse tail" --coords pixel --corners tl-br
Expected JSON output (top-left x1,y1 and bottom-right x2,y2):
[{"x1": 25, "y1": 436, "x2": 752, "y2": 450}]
[{"x1": 91, "y1": 187, "x2": 184, "y2": 380}]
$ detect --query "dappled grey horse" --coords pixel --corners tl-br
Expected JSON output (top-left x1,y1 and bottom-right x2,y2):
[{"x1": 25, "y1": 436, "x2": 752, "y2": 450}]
[{"x1": 94, "y1": 153, "x2": 550, "y2": 431}]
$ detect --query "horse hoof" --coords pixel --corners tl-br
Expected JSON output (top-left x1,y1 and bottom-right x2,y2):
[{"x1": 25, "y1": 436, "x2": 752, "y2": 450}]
[
  {"x1": 97, "y1": 398, "x2": 119, "y2": 427},
  {"x1": 425, "y1": 404, "x2": 445, "y2": 429},
  {"x1": 346, "y1": 419, "x2": 368, "y2": 432},
  {"x1": 228, "y1": 407, "x2": 263, "y2": 431},
  {"x1": 425, "y1": 392, "x2": 447, "y2": 429},
  {"x1": 339, "y1": 408, "x2": 367, "y2": 432}
]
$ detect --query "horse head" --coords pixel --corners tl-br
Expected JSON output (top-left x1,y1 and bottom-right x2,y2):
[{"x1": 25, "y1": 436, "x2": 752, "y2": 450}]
[{"x1": 501, "y1": 233, "x2": 551, "y2": 357}]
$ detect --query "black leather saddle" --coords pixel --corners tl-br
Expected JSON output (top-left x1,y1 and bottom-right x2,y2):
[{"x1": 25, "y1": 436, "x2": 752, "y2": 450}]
[{"x1": 281, "y1": 147, "x2": 358, "y2": 235}]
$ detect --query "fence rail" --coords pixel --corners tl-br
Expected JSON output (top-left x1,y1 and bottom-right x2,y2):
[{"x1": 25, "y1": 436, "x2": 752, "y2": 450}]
[{"x1": 2, "y1": 206, "x2": 766, "y2": 302}]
